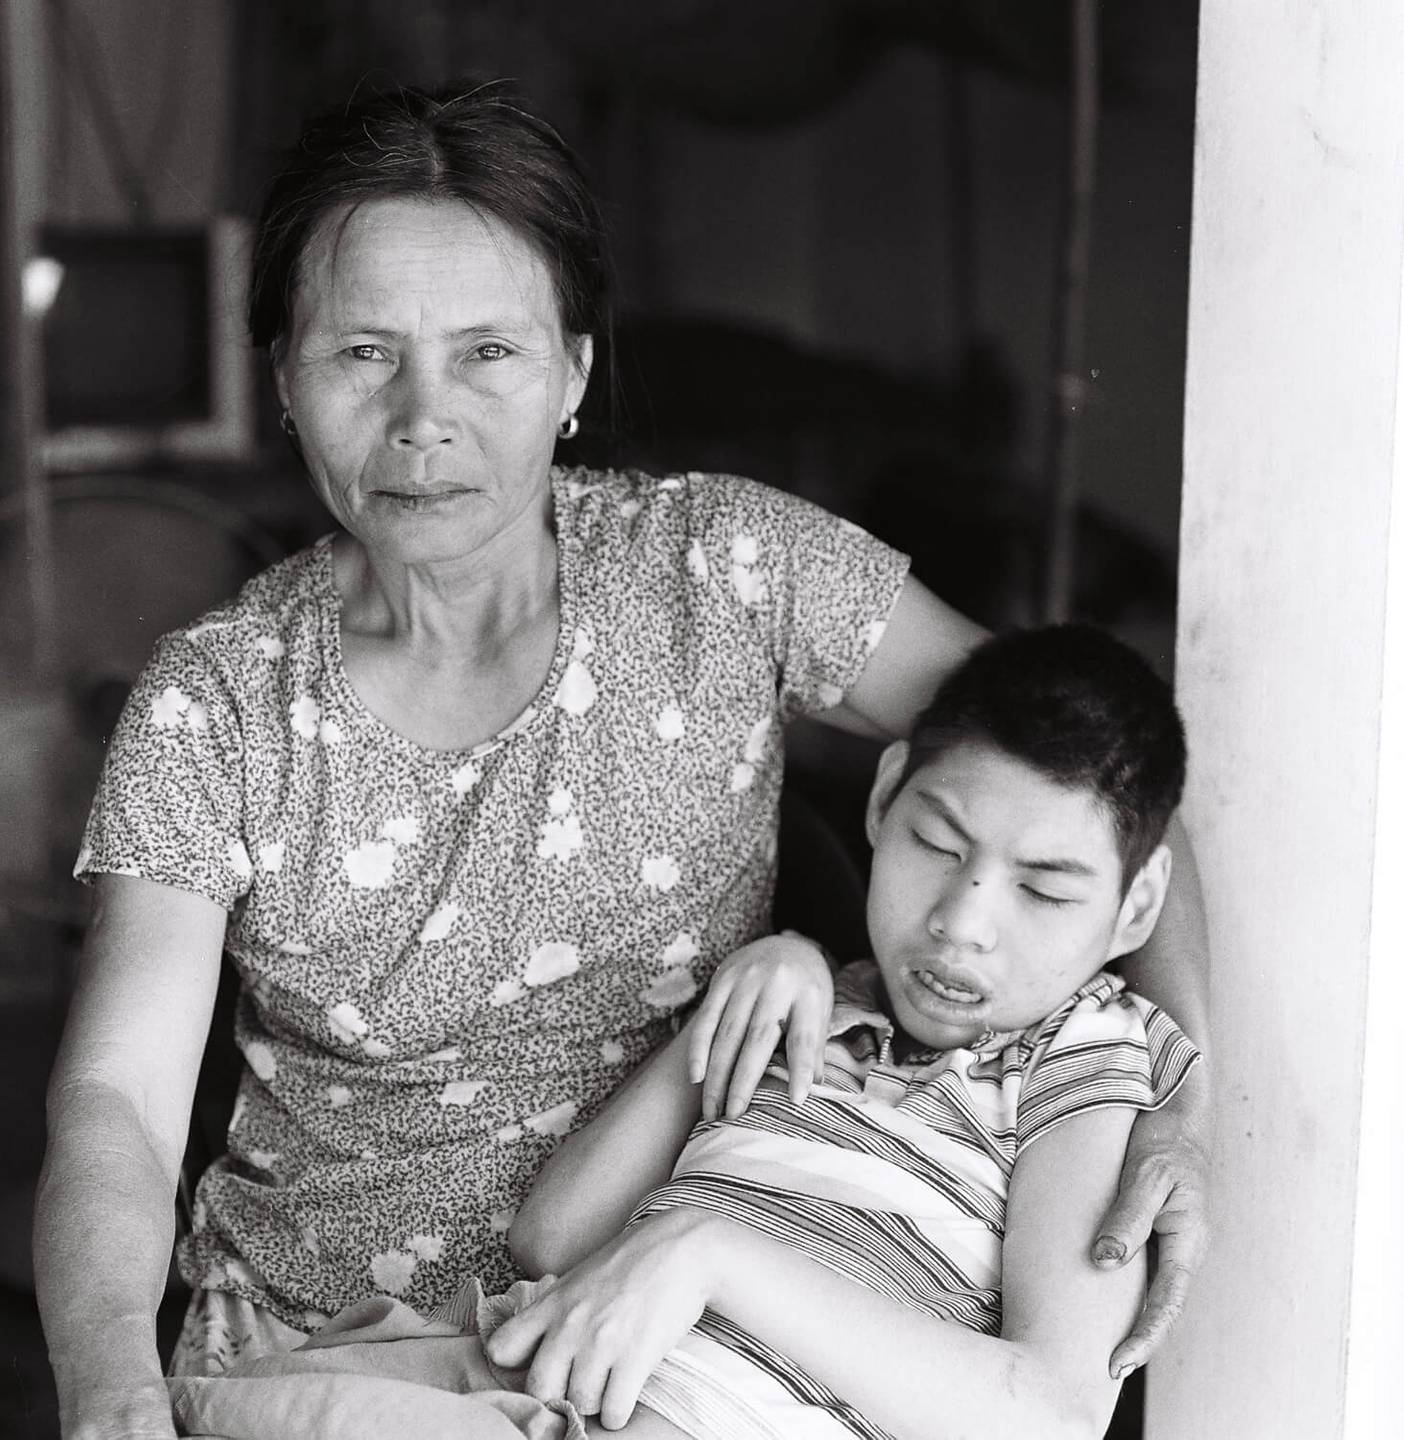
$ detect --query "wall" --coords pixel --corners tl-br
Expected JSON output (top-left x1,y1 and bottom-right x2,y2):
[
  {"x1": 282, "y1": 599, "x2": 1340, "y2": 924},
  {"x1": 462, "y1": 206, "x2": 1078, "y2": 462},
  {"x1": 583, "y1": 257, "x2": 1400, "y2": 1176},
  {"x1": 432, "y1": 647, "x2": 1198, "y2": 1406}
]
[{"x1": 1153, "y1": 0, "x2": 1404, "y2": 1433}]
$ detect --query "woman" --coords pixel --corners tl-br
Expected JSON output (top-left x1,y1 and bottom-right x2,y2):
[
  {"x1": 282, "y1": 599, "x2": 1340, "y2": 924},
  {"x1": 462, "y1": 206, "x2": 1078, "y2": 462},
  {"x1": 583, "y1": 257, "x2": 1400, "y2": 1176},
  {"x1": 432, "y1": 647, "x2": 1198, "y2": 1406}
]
[{"x1": 34, "y1": 83, "x2": 1209, "y2": 1439}]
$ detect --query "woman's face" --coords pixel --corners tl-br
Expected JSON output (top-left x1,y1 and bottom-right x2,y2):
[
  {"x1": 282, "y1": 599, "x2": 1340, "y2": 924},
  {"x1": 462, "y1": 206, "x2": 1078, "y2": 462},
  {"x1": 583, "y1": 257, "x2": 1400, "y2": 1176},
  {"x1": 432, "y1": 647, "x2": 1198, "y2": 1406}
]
[{"x1": 274, "y1": 197, "x2": 591, "y2": 566}]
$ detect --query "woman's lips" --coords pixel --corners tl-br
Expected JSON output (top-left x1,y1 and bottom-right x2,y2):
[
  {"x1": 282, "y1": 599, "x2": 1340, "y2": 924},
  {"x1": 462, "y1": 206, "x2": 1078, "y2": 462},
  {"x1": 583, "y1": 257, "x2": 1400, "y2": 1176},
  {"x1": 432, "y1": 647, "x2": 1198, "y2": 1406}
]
[{"x1": 372, "y1": 488, "x2": 476, "y2": 511}]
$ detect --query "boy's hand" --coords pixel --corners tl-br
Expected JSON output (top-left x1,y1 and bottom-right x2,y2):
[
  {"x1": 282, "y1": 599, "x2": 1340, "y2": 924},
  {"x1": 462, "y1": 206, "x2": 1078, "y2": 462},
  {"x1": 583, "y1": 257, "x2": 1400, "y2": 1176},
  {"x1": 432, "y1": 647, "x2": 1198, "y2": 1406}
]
[
  {"x1": 486, "y1": 1211, "x2": 712, "y2": 1429},
  {"x1": 686, "y1": 933, "x2": 834, "y2": 1120},
  {"x1": 1092, "y1": 1063, "x2": 1211, "y2": 1377}
]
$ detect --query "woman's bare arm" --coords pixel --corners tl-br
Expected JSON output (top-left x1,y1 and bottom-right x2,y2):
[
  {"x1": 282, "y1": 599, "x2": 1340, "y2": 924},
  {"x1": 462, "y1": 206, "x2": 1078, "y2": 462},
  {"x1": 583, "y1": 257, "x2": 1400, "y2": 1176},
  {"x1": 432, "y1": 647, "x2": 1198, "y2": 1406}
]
[
  {"x1": 825, "y1": 576, "x2": 988, "y2": 740},
  {"x1": 34, "y1": 875, "x2": 226, "y2": 1440},
  {"x1": 1093, "y1": 813, "x2": 1212, "y2": 1372}
]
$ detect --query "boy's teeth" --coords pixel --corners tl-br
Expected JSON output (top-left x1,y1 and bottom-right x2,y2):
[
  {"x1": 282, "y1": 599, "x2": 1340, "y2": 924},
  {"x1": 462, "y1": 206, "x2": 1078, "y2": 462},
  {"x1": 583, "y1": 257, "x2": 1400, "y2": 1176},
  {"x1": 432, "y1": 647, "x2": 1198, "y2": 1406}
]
[{"x1": 919, "y1": 971, "x2": 981, "y2": 1003}]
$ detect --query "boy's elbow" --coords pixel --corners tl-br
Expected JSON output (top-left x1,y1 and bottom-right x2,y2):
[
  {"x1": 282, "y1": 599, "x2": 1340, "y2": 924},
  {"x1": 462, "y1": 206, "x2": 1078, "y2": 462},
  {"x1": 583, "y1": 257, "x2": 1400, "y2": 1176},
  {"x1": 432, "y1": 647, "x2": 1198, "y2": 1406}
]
[
  {"x1": 1007, "y1": 1350, "x2": 1120, "y2": 1440},
  {"x1": 506, "y1": 1202, "x2": 582, "y2": 1279},
  {"x1": 1042, "y1": 1376, "x2": 1122, "y2": 1440},
  {"x1": 505, "y1": 1207, "x2": 551, "y2": 1279}
]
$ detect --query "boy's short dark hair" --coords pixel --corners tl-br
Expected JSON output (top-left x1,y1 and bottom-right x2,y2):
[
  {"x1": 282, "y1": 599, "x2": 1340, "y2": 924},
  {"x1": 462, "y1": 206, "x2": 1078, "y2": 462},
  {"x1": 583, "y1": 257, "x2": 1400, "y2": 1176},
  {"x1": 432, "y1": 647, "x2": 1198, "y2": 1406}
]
[{"x1": 905, "y1": 625, "x2": 1187, "y2": 887}]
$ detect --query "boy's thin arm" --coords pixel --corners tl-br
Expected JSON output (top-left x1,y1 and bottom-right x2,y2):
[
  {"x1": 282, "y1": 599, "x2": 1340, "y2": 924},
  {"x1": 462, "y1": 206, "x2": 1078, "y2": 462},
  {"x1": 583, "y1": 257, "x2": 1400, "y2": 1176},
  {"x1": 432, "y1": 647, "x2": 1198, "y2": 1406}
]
[
  {"x1": 508, "y1": 1027, "x2": 703, "y2": 1277},
  {"x1": 700, "y1": 1105, "x2": 1144, "y2": 1440},
  {"x1": 1097, "y1": 810, "x2": 1212, "y2": 1372}
]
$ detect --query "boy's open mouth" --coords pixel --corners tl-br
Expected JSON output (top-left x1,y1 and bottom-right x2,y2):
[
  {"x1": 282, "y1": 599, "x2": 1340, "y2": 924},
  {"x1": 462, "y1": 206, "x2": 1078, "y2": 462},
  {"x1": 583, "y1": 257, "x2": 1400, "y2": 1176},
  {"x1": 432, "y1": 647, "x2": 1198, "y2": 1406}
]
[{"x1": 913, "y1": 969, "x2": 984, "y2": 1006}]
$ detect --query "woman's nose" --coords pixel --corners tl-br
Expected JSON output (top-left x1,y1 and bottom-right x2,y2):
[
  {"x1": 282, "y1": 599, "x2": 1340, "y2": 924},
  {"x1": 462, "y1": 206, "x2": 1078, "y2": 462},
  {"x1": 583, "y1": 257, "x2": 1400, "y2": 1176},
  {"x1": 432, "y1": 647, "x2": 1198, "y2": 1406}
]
[
  {"x1": 388, "y1": 364, "x2": 458, "y2": 450},
  {"x1": 927, "y1": 877, "x2": 996, "y2": 951}
]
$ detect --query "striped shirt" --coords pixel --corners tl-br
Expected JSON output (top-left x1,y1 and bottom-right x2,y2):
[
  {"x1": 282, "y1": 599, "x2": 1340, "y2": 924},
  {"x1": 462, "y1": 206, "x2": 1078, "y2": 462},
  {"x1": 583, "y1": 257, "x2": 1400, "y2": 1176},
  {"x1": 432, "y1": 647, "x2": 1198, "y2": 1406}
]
[{"x1": 634, "y1": 964, "x2": 1200, "y2": 1440}]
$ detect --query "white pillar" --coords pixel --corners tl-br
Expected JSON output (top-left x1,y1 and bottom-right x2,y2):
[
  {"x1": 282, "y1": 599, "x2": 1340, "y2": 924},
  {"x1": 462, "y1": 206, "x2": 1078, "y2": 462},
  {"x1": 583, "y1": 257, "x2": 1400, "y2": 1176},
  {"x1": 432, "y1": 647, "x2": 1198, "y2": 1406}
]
[{"x1": 1152, "y1": 2, "x2": 1404, "y2": 1436}]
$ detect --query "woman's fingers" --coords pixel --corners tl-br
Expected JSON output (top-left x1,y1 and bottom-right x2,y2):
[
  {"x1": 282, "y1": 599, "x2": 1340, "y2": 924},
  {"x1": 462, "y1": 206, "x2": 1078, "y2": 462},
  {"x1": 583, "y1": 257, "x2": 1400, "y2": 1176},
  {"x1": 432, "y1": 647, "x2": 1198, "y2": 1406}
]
[
  {"x1": 685, "y1": 980, "x2": 731, "y2": 1086},
  {"x1": 784, "y1": 1000, "x2": 826, "y2": 1105},
  {"x1": 722, "y1": 1010, "x2": 786, "y2": 1118},
  {"x1": 700, "y1": 1000, "x2": 757, "y2": 1119},
  {"x1": 692, "y1": 936, "x2": 835, "y2": 1118},
  {"x1": 1094, "y1": 1135, "x2": 1209, "y2": 1377},
  {"x1": 1110, "y1": 1250, "x2": 1194, "y2": 1378}
]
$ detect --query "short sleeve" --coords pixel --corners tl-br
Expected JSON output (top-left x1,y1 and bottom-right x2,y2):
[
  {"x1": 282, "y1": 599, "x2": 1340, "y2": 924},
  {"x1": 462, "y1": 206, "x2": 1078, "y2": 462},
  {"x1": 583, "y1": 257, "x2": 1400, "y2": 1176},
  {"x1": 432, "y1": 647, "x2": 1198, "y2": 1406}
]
[
  {"x1": 75, "y1": 634, "x2": 251, "y2": 910},
  {"x1": 676, "y1": 474, "x2": 910, "y2": 723},
  {"x1": 1014, "y1": 988, "x2": 1200, "y2": 1157}
]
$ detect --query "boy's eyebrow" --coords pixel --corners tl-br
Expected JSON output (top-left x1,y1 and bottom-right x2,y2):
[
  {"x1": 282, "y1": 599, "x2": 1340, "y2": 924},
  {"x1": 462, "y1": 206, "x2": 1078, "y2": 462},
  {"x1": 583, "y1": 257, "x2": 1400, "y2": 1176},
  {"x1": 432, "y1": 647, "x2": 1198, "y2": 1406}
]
[
  {"x1": 914, "y1": 790, "x2": 1102, "y2": 879},
  {"x1": 913, "y1": 789, "x2": 974, "y2": 845},
  {"x1": 1015, "y1": 855, "x2": 1100, "y2": 879}
]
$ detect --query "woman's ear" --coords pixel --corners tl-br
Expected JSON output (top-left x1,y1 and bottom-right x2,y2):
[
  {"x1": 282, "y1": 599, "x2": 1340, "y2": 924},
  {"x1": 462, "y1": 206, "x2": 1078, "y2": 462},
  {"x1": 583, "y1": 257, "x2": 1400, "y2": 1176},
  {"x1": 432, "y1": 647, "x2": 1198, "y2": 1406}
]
[
  {"x1": 271, "y1": 341, "x2": 291, "y2": 416},
  {"x1": 865, "y1": 741, "x2": 910, "y2": 848},
  {"x1": 564, "y1": 334, "x2": 594, "y2": 418},
  {"x1": 1107, "y1": 844, "x2": 1173, "y2": 962}
]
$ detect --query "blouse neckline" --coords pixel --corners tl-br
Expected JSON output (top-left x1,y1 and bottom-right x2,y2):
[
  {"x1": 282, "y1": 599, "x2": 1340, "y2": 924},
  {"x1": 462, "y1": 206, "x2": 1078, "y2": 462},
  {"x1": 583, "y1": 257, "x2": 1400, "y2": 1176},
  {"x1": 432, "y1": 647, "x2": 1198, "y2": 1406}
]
[{"x1": 311, "y1": 466, "x2": 579, "y2": 762}]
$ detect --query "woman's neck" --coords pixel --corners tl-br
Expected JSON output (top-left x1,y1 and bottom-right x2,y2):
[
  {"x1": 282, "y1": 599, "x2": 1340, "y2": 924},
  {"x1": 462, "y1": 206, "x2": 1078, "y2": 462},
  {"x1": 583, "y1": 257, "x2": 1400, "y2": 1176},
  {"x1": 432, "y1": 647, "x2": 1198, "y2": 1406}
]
[{"x1": 334, "y1": 507, "x2": 559, "y2": 666}]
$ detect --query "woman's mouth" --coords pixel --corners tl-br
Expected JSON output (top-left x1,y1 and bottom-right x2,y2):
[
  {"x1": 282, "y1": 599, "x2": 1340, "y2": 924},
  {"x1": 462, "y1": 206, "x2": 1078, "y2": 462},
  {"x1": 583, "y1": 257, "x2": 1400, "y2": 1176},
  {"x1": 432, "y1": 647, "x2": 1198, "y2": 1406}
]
[{"x1": 374, "y1": 488, "x2": 475, "y2": 511}]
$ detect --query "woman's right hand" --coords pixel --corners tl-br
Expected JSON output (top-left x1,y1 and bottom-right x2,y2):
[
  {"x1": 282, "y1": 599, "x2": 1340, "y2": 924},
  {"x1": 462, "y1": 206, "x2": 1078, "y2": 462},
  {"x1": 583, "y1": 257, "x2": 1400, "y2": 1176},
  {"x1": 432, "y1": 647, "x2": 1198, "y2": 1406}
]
[
  {"x1": 35, "y1": 876, "x2": 226, "y2": 1440},
  {"x1": 684, "y1": 932, "x2": 834, "y2": 1120}
]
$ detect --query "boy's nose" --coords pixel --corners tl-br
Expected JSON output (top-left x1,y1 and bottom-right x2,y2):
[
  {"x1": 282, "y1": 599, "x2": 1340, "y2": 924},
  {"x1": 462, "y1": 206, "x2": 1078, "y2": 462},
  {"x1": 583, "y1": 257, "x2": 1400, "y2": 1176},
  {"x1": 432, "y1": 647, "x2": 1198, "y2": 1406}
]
[{"x1": 928, "y1": 878, "x2": 996, "y2": 951}]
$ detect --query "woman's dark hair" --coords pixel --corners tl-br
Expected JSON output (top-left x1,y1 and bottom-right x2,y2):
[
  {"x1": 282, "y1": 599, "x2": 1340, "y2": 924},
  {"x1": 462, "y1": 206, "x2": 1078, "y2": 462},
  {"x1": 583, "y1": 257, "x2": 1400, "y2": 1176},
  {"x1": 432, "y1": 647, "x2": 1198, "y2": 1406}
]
[
  {"x1": 248, "y1": 81, "x2": 613, "y2": 364},
  {"x1": 904, "y1": 624, "x2": 1187, "y2": 888}
]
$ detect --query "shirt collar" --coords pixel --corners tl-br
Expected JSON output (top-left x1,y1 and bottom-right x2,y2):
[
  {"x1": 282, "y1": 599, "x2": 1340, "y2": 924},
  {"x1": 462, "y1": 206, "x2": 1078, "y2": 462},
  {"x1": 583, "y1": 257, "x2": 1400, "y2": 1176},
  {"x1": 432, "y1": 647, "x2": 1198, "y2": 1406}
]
[{"x1": 828, "y1": 961, "x2": 1125, "y2": 1068}]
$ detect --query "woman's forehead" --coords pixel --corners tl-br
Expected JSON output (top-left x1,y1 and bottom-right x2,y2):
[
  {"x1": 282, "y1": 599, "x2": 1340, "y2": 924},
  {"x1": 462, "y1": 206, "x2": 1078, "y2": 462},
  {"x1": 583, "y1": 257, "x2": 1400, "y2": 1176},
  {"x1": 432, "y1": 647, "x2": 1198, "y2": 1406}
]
[{"x1": 293, "y1": 196, "x2": 560, "y2": 330}]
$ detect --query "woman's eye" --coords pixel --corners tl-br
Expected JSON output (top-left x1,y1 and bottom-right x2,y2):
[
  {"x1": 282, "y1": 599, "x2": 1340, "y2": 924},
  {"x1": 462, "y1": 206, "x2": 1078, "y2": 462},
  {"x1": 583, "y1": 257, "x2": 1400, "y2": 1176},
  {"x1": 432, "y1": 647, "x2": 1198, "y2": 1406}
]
[
  {"x1": 473, "y1": 342, "x2": 511, "y2": 361},
  {"x1": 345, "y1": 344, "x2": 387, "y2": 362}
]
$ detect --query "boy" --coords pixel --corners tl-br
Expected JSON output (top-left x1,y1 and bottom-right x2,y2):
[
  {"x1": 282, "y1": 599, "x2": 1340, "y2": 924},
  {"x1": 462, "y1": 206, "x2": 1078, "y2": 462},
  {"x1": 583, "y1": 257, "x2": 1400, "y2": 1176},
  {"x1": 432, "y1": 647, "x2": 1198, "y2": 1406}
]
[
  {"x1": 168, "y1": 625, "x2": 1199, "y2": 1440},
  {"x1": 494, "y1": 624, "x2": 1200, "y2": 1440}
]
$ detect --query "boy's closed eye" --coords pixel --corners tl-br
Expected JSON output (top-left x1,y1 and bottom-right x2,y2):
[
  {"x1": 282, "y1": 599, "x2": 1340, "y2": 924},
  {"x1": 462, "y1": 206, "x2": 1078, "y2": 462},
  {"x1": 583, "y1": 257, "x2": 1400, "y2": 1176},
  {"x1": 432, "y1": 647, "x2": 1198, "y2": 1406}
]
[
  {"x1": 1019, "y1": 885, "x2": 1080, "y2": 908},
  {"x1": 911, "y1": 827, "x2": 962, "y2": 859}
]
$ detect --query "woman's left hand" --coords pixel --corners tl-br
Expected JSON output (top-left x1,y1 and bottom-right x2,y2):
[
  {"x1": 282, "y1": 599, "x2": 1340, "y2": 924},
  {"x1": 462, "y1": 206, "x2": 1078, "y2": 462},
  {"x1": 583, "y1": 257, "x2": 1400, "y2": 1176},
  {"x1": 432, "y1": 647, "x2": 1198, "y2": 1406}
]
[
  {"x1": 1091, "y1": 1062, "x2": 1211, "y2": 1377},
  {"x1": 685, "y1": 933, "x2": 835, "y2": 1120},
  {"x1": 486, "y1": 1211, "x2": 712, "y2": 1429}
]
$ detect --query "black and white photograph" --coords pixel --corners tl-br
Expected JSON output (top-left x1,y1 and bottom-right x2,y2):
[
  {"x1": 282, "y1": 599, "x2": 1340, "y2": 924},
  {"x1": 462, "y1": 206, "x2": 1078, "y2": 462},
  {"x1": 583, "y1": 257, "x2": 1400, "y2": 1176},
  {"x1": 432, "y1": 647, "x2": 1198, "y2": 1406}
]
[{"x1": 1, "y1": 3, "x2": 1400, "y2": 1437}]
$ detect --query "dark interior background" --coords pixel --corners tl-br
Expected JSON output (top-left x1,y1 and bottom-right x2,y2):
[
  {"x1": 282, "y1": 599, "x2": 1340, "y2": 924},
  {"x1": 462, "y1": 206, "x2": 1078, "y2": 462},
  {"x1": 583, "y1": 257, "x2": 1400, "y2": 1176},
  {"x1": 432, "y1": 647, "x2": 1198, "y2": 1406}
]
[{"x1": 0, "y1": 2, "x2": 1197, "y2": 1433}]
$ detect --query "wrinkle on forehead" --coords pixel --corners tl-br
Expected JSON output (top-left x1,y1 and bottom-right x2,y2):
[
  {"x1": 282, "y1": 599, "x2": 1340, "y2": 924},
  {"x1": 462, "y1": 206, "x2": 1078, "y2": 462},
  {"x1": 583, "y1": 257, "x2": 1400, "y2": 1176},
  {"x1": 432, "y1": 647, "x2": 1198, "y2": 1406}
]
[{"x1": 292, "y1": 196, "x2": 562, "y2": 341}]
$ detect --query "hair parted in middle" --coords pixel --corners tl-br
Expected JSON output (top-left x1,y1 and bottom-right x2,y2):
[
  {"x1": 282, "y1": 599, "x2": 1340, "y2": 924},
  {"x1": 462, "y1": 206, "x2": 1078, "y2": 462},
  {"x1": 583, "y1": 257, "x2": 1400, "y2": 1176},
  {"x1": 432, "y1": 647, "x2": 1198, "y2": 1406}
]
[{"x1": 247, "y1": 79, "x2": 614, "y2": 366}]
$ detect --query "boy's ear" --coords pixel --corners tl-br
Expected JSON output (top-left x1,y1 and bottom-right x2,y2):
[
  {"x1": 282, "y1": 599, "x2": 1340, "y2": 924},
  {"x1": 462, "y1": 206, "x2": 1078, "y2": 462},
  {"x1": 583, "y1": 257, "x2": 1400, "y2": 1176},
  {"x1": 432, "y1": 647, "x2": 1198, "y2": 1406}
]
[
  {"x1": 865, "y1": 741, "x2": 910, "y2": 848},
  {"x1": 1107, "y1": 844, "x2": 1173, "y2": 962}
]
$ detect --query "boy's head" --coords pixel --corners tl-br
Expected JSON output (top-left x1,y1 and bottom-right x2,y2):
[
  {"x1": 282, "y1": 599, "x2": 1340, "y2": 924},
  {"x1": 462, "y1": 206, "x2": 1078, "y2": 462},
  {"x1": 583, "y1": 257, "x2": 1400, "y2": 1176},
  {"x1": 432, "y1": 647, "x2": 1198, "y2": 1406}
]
[{"x1": 864, "y1": 625, "x2": 1186, "y2": 1051}]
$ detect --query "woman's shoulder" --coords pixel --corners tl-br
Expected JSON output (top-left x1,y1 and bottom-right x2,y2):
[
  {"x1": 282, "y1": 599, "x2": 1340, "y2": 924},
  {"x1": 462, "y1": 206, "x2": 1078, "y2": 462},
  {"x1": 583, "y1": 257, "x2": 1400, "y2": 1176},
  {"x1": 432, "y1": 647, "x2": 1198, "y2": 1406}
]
[
  {"x1": 553, "y1": 464, "x2": 891, "y2": 590},
  {"x1": 554, "y1": 464, "x2": 839, "y2": 540},
  {"x1": 140, "y1": 539, "x2": 333, "y2": 695}
]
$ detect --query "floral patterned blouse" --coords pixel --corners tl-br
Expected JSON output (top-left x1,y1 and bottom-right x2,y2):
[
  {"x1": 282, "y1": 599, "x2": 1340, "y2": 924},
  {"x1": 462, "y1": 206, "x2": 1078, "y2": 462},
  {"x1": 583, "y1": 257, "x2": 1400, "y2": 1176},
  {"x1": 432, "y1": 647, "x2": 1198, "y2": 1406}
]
[{"x1": 76, "y1": 466, "x2": 909, "y2": 1327}]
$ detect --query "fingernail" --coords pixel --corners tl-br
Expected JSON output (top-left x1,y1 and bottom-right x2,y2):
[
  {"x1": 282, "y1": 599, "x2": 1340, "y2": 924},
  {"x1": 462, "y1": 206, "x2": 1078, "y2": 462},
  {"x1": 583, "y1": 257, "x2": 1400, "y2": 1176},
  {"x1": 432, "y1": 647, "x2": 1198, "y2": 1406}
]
[
  {"x1": 1112, "y1": 1361, "x2": 1138, "y2": 1381},
  {"x1": 1093, "y1": 1237, "x2": 1126, "y2": 1265}
]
